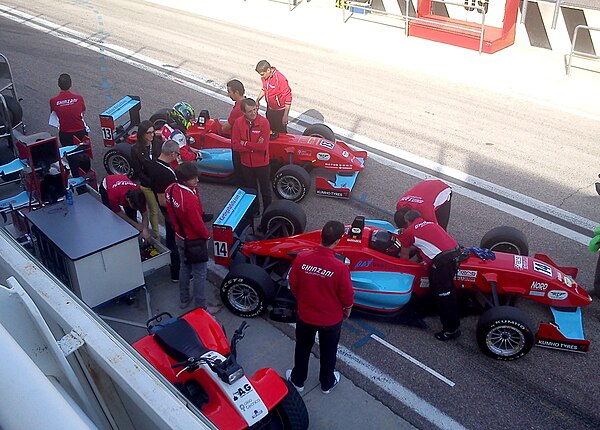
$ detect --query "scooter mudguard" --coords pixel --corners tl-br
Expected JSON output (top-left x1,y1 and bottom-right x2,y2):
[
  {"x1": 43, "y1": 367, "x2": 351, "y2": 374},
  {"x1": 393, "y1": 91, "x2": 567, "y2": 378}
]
[{"x1": 535, "y1": 306, "x2": 590, "y2": 352}]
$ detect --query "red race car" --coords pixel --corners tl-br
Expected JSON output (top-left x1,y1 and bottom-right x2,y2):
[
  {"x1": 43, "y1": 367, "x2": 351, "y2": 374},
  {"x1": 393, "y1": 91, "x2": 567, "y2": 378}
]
[
  {"x1": 213, "y1": 189, "x2": 592, "y2": 361},
  {"x1": 99, "y1": 96, "x2": 367, "y2": 202}
]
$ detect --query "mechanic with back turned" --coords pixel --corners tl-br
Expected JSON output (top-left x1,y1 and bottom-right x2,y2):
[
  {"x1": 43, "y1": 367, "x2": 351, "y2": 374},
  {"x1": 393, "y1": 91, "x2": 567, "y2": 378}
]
[
  {"x1": 99, "y1": 174, "x2": 151, "y2": 241},
  {"x1": 399, "y1": 210, "x2": 462, "y2": 341},
  {"x1": 287, "y1": 220, "x2": 354, "y2": 395},
  {"x1": 394, "y1": 179, "x2": 452, "y2": 231},
  {"x1": 255, "y1": 60, "x2": 292, "y2": 134},
  {"x1": 231, "y1": 98, "x2": 272, "y2": 213},
  {"x1": 49, "y1": 73, "x2": 88, "y2": 147}
]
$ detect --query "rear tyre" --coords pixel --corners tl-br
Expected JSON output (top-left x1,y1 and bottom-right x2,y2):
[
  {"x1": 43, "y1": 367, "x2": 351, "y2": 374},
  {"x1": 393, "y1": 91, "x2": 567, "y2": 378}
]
[
  {"x1": 476, "y1": 306, "x2": 534, "y2": 361},
  {"x1": 480, "y1": 226, "x2": 529, "y2": 256},
  {"x1": 273, "y1": 164, "x2": 310, "y2": 202},
  {"x1": 220, "y1": 263, "x2": 275, "y2": 318},
  {"x1": 149, "y1": 109, "x2": 170, "y2": 129},
  {"x1": 302, "y1": 123, "x2": 335, "y2": 142},
  {"x1": 270, "y1": 379, "x2": 309, "y2": 430},
  {"x1": 103, "y1": 144, "x2": 133, "y2": 177},
  {"x1": 260, "y1": 200, "x2": 306, "y2": 239}
]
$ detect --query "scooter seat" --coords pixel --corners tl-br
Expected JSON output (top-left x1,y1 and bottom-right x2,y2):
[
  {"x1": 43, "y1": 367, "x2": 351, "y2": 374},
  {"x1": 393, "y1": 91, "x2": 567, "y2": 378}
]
[{"x1": 154, "y1": 319, "x2": 209, "y2": 362}]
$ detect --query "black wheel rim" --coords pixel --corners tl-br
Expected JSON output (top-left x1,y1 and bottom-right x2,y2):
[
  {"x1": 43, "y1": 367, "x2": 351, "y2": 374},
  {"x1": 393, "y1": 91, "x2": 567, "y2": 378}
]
[
  {"x1": 264, "y1": 216, "x2": 295, "y2": 239},
  {"x1": 108, "y1": 154, "x2": 130, "y2": 175}
]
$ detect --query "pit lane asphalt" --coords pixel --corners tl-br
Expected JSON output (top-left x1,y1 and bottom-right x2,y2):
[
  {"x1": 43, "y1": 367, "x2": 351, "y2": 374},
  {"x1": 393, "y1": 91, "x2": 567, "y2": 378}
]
[{"x1": 1, "y1": 7, "x2": 600, "y2": 430}]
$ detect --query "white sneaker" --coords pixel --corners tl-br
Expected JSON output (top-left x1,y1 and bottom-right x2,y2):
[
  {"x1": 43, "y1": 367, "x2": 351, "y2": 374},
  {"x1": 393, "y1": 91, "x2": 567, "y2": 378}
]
[
  {"x1": 285, "y1": 369, "x2": 304, "y2": 393},
  {"x1": 321, "y1": 371, "x2": 340, "y2": 394}
]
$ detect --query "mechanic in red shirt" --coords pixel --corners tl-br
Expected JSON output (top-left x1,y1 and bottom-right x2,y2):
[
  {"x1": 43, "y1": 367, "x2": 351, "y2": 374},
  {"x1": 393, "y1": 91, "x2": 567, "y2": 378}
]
[
  {"x1": 165, "y1": 162, "x2": 214, "y2": 311},
  {"x1": 287, "y1": 221, "x2": 354, "y2": 395},
  {"x1": 399, "y1": 210, "x2": 461, "y2": 341},
  {"x1": 219, "y1": 79, "x2": 245, "y2": 135},
  {"x1": 255, "y1": 60, "x2": 292, "y2": 133},
  {"x1": 394, "y1": 179, "x2": 452, "y2": 231},
  {"x1": 231, "y1": 98, "x2": 272, "y2": 212},
  {"x1": 100, "y1": 174, "x2": 151, "y2": 240},
  {"x1": 49, "y1": 73, "x2": 88, "y2": 147}
]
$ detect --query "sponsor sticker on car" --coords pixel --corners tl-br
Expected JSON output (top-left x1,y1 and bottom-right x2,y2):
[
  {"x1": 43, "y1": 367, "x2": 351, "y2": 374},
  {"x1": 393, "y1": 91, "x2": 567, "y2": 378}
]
[
  {"x1": 563, "y1": 276, "x2": 573, "y2": 287},
  {"x1": 316, "y1": 152, "x2": 330, "y2": 161},
  {"x1": 455, "y1": 269, "x2": 477, "y2": 282},
  {"x1": 533, "y1": 261, "x2": 553, "y2": 277},
  {"x1": 319, "y1": 140, "x2": 335, "y2": 150},
  {"x1": 514, "y1": 255, "x2": 529, "y2": 270},
  {"x1": 547, "y1": 290, "x2": 568, "y2": 300},
  {"x1": 530, "y1": 281, "x2": 548, "y2": 291},
  {"x1": 342, "y1": 150, "x2": 349, "y2": 158}
]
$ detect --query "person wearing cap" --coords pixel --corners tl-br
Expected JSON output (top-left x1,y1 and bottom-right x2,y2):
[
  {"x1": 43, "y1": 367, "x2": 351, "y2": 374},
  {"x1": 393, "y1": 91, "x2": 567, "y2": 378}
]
[
  {"x1": 286, "y1": 220, "x2": 354, "y2": 395},
  {"x1": 399, "y1": 210, "x2": 461, "y2": 341},
  {"x1": 255, "y1": 60, "x2": 292, "y2": 133},
  {"x1": 394, "y1": 179, "x2": 452, "y2": 231}
]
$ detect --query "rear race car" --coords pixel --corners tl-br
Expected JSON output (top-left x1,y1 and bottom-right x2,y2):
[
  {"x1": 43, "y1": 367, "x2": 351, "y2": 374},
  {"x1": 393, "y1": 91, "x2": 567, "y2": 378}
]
[
  {"x1": 213, "y1": 189, "x2": 592, "y2": 361},
  {"x1": 99, "y1": 97, "x2": 367, "y2": 202}
]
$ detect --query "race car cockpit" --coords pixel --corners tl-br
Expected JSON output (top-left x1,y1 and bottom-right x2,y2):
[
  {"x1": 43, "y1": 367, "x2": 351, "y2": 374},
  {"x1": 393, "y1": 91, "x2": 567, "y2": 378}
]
[{"x1": 369, "y1": 229, "x2": 402, "y2": 258}]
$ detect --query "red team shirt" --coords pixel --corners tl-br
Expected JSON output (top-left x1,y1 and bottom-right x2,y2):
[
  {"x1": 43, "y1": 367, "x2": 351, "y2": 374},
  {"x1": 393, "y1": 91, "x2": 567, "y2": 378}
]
[
  {"x1": 399, "y1": 217, "x2": 458, "y2": 263},
  {"x1": 49, "y1": 91, "x2": 86, "y2": 132},
  {"x1": 396, "y1": 180, "x2": 451, "y2": 223},
  {"x1": 260, "y1": 67, "x2": 292, "y2": 111},
  {"x1": 289, "y1": 245, "x2": 354, "y2": 326},
  {"x1": 231, "y1": 114, "x2": 271, "y2": 167},
  {"x1": 227, "y1": 99, "x2": 244, "y2": 127},
  {"x1": 102, "y1": 175, "x2": 146, "y2": 214},
  {"x1": 165, "y1": 183, "x2": 210, "y2": 241}
]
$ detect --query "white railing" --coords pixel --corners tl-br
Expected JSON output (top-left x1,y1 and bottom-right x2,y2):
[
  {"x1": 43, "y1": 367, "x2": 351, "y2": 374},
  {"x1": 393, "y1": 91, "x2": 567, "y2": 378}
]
[{"x1": 567, "y1": 25, "x2": 600, "y2": 75}]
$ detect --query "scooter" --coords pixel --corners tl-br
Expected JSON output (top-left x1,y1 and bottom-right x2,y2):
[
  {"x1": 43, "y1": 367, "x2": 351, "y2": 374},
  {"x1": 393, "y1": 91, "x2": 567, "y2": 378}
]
[{"x1": 133, "y1": 309, "x2": 309, "y2": 430}]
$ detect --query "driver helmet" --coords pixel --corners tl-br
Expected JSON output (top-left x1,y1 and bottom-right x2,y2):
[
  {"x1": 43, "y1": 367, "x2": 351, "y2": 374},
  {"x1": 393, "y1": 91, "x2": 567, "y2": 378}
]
[{"x1": 170, "y1": 101, "x2": 195, "y2": 130}]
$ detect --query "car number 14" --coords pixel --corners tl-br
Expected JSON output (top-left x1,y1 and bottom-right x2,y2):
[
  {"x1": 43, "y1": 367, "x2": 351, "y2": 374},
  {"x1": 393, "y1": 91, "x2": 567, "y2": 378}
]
[{"x1": 214, "y1": 241, "x2": 228, "y2": 258}]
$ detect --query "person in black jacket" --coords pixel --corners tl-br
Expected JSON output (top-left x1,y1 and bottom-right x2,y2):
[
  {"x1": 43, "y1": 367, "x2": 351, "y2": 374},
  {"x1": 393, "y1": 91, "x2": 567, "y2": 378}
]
[{"x1": 131, "y1": 120, "x2": 161, "y2": 238}]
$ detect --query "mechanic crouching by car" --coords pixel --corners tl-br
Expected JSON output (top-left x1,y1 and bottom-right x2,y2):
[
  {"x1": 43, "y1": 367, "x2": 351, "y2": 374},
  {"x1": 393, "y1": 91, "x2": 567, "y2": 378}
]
[
  {"x1": 399, "y1": 210, "x2": 461, "y2": 341},
  {"x1": 395, "y1": 179, "x2": 452, "y2": 231},
  {"x1": 287, "y1": 221, "x2": 354, "y2": 395}
]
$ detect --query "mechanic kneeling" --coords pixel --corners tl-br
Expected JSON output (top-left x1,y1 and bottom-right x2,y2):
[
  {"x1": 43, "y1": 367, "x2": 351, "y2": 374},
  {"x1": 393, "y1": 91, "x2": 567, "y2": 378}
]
[{"x1": 398, "y1": 210, "x2": 461, "y2": 341}]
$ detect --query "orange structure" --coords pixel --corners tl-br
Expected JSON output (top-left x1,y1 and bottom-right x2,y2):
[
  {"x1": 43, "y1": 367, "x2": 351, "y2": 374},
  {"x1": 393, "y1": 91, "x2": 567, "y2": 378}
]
[{"x1": 408, "y1": 0, "x2": 520, "y2": 54}]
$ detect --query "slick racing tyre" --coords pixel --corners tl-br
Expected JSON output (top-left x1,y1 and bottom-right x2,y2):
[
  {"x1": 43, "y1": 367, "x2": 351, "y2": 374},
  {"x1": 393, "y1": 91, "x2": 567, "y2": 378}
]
[
  {"x1": 480, "y1": 226, "x2": 529, "y2": 256},
  {"x1": 103, "y1": 144, "x2": 133, "y2": 177},
  {"x1": 273, "y1": 164, "x2": 311, "y2": 202},
  {"x1": 149, "y1": 109, "x2": 170, "y2": 129},
  {"x1": 269, "y1": 379, "x2": 309, "y2": 430},
  {"x1": 302, "y1": 123, "x2": 335, "y2": 142},
  {"x1": 0, "y1": 95, "x2": 23, "y2": 129},
  {"x1": 260, "y1": 200, "x2": 307, "y2": 239},
  {"x1": 476, "y1": 306, "x2": 534, "y2": 361},
  {"x1": 220, "y1": 263, "x2": 275, "y2": 318}
]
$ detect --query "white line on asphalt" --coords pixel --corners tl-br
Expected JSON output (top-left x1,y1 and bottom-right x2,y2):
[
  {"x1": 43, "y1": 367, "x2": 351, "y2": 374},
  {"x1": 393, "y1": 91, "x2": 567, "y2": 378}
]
[
  {"x1": 370, "y1": 334, "x2": 455, "y2": 387},
  {"x1": 336, "y1": 344, "x2": 467, "y2": 430},
  {"x1": 1, "y1": 5, "x2": 596, "y2": 245}
]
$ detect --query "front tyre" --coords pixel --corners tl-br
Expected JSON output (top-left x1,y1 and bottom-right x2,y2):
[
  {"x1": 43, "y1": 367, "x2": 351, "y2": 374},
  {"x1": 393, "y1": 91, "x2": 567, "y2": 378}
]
[
  {"x1": 302, "y1": 123, "x2": 335, "y2": 142},
  {"x1": 260, "y1": 200, "x2": 307, "y2": 239},
  {"x1": 476, "y1": 306, "x2": 534, "y2": 360},
  {"x1": 480, "y1": 226, "x2": 529, "y2": 256},
  {"x1": 103, "y1": 145, "x2": 133, "y2": 176},
  {"x1": 220, "y1": 263, "x2": 275, "y2": 318},
  {"x1": 273, "y1": 164, "x2": 310, "y2": 202},
  {"x1": 270, "y1": 379, "x2": 309, "y2": 430}
]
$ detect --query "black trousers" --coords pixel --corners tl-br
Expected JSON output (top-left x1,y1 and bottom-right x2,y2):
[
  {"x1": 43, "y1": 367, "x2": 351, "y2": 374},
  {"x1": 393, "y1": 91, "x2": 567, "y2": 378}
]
[
  {"x1": 59, "y1": 129, "x2": 88, "y2": 147},
  {"x1": 266, "y1": 107, "x2": 287, "y2": 133},
  {"x1": 161, "y1": 207, "x2": 181, "y2": 280},
  {"x1": 99, "y1": 184, "x2": 137, "y2": 222},
  {"x1": 291, "y1": 319, "x2": 342, "y2": 391},
  {"x1": 240, "y1": 164, "x2": 272, "y2": 211},
  {"x1": 429, "y1": 250, "x2": 460, "y2": 332}
]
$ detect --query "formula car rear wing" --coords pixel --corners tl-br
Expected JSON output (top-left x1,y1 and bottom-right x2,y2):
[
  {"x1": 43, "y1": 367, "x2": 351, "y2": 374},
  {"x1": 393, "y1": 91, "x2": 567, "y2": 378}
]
[
  {"x1": 99, "y1": 95, "x2": 141, "y2": 147},
  {"x1": 213, "y1": 188, "x2": 259, "y2": 267}
]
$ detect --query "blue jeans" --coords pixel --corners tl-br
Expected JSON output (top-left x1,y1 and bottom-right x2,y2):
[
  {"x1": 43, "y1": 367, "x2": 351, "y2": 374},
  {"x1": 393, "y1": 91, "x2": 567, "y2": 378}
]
[{"x1": 176, "y1": 238, "x2": 207, "y2": 309}]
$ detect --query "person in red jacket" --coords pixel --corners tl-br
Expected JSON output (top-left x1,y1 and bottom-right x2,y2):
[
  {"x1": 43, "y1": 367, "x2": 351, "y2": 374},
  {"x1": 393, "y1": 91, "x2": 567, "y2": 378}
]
[
  {"x1": 49, "y1": 73, "x2": 88, "y2": 147},
  {"x1": 219, "y1": 79, "x2": 246, "y2": 135},
  {"x1": 165, "y1": 162, "x2": 214, "y2": 311},
  {"x1": 99, "y1": 174, "x2": 151, "y2": 240},
  {"x1": 255, "y1": 60, "x2": 292, "y2": 133},
  {"x1": 399, "y1": 210, "x2": 461, "y2": 341},
  {"x1": 287, "y1": 221, "x2": 354, "y2": 395},
  {"x1": 394, "y1": 179, "x2": 452, "y2": 231},
  {"x1": 231, "y1": 98, "x2": 272, "y2": 212}
]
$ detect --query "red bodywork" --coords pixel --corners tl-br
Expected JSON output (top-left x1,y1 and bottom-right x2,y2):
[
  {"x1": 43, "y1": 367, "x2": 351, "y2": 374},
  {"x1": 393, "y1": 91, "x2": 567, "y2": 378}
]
[{"x1": 133, "y1": 309, "x2": 288, "y2": 430}]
